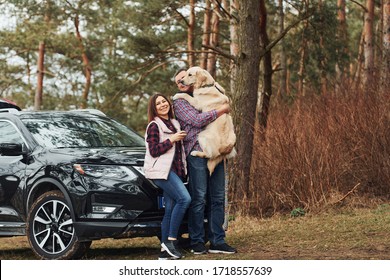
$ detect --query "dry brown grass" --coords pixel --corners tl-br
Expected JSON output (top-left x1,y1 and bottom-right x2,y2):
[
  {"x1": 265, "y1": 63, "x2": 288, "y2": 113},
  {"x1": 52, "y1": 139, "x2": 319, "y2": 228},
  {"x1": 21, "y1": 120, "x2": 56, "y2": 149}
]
[
  {"x1": 1, "y1": 205, "x2": 390, "y2": 260},
  {"x1": 241, "y1": 91, "x2": 390, "y2": 216}
]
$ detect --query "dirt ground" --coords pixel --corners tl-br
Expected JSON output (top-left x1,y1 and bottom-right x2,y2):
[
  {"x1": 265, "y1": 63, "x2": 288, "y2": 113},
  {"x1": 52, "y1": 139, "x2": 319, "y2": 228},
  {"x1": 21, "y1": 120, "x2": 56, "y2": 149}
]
[
  {"x1": 1, "y1": 207, "x2": 390, "y2": 260},
  {"x1": 1, "y1": 235, "x2": 389, "y2": 260}
]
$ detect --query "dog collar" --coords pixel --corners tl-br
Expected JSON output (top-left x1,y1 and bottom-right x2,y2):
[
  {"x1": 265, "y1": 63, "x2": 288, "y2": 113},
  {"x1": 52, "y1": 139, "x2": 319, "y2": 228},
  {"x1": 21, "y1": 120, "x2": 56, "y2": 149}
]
[{"x1": 199, "y1": 83, "x2": 224, "y2": 94}]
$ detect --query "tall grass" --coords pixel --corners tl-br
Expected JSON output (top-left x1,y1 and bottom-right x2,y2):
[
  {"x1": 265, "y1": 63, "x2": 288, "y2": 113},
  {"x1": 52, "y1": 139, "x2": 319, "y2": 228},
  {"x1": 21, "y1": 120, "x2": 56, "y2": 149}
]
[{"x1": 238, "y1": 90, "x2": 390, "y2": 216}]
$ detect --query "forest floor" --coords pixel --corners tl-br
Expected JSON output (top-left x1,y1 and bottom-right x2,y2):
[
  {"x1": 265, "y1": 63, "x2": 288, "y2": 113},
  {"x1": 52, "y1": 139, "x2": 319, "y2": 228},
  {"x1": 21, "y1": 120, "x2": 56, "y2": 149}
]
[{"x1": 1, "y1": 204, "x2": 390, "y2": 260}]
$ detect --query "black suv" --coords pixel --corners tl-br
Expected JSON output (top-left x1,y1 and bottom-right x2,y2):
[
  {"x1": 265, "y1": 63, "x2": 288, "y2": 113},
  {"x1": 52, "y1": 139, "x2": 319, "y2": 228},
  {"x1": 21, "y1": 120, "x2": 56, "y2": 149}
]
[{"x1": 0, "y1": 107, "x2": 172, "y2": 259}]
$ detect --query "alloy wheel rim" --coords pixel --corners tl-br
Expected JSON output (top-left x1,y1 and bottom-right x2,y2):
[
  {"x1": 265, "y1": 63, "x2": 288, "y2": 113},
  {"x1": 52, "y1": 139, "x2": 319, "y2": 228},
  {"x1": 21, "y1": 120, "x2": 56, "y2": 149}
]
[{"x1": 32, "y1": 199, "x2": 75, "y2": 255}]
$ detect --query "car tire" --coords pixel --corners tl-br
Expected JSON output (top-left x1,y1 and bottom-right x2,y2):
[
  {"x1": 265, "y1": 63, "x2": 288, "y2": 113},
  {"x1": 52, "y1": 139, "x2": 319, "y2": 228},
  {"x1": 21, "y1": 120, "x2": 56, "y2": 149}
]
[{"x1": 26, "y1": 190, "x2": 87, "y2": 259}]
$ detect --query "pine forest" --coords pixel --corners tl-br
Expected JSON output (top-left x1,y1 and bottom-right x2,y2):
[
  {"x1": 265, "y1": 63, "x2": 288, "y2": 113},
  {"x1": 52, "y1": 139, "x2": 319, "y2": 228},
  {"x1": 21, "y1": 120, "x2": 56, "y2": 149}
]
[{"x1": 0, "y1": 0, "x2": 389, "y2": 216}]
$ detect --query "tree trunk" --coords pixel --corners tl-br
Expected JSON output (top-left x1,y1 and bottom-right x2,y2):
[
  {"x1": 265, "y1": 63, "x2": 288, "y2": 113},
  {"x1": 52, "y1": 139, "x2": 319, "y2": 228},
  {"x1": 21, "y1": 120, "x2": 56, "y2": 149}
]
[
  {"x1": 207, "y1": 4, "x2": 220, "y2": 77},
  {"x1": 353, "y1": 30, "x2": 365, "y2": 90},
  {"x1": 375, "y1": 6, "x2": 382, "y2": 71},
  {"x1": 230, "y1": 0, "x2": 261, "y2": 202},
  {"x1": 188, "y1": 0, "x2": 196, "y2": 67},
  {"x1": 34, "y1": 41, "x2": 45, "y2": 111},
  {"x1": 336, "y1": 0, "x2": 348, "y2": 93},
  {"x1": 75, "y1": 15, "x2": 92, "y2": 109},
  {"x1": 278, "y1": 0, "x2": 287, "y2": 99},
  {"x1": 298, "y1": 19, "x2": 308, "y2": 96},
  {"x1": 229, "y1": 0, "x2": 239, "y2": 96},
  {"x1": 363, "y1": 0, "x2": 375, "y2": 91},
  {"x1": 381, "y1": 0, "x2": 390, "y2": 93},
  {"x1": 34, "y1": 1, "x2": 51, "y2": 110},
  {"x1": 227, "y1": 0, "x2": 239, "y2": 213},
  {"x1": 200, "y1": 0, "x2": 211, "y2": 69},
  {"x1": 318, "y1": 0, "x2": 327, "y2": 95},
  {"x1": 258, "y1": 0, "x2": 272, "y2": 130}
]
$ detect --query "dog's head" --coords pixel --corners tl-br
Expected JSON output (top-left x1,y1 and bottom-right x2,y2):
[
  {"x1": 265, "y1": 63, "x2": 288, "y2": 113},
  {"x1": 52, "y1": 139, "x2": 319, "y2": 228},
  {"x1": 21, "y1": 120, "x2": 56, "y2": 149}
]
[{"x1": 180, "y1": 66, "x2": 215, "y2": 89}]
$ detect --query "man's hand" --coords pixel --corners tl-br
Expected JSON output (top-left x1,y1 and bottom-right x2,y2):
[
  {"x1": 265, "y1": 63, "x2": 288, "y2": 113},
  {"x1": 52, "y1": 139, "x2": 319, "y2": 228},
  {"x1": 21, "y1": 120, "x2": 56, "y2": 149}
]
[{"x1": 216, "y1": 103, "x2": 230, "y2": 117}]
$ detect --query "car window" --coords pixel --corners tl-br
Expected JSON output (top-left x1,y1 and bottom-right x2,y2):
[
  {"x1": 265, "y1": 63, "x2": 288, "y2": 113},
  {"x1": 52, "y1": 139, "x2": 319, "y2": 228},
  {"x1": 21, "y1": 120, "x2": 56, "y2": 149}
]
[
  {"x1": 22, "y1": 115, "x2": 145, "y2": 149},
  {"x1": 0, "y1": 120, "x2": 25, "y2": 145}
]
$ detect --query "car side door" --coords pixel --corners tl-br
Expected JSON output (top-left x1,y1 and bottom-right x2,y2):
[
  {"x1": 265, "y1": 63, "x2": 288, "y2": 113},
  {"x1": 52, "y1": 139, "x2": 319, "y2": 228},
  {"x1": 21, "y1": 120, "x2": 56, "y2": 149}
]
[{"x1": 0, "y1": 119, "x2": 28, "y2": 235}]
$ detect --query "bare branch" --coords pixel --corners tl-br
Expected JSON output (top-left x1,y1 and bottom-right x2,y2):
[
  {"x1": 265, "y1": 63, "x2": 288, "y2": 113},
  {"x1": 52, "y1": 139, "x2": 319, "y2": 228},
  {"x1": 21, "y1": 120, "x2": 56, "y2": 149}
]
[
  {"x1": 160, "y1": 49, "x2": 220, "y2": 55},
  {"x1": 201, "y1": 44, "x2": 237, "y2": 62},
  {"x1": 334, "y1": 183, "x2": 361, "y2": 204},
  {"x1": 105, "y1": 57, "x2": 172, "y2": 107},
  {"x1": 132, "y1": 62, "x2": 170, "y2": 86},
  {"x1": 348, "y1": 0, "x2": 368, "y2": 12},
  {"x1": 174, "y1": 9, "x2": 189, "y2": 27},
  {"x1": 260, "y1": 12, "x2": 314, "y2": 58},
  {"x1": 210, "y1": 0, "x2": 236, "y2": 21}
]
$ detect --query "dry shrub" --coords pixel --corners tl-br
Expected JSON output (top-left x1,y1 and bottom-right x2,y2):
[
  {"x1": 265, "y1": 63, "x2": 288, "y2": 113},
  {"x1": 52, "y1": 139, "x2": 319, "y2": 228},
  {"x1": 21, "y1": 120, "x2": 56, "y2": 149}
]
[{"x1": 242, "y1": 90, "x2": 390, "y2": 217}]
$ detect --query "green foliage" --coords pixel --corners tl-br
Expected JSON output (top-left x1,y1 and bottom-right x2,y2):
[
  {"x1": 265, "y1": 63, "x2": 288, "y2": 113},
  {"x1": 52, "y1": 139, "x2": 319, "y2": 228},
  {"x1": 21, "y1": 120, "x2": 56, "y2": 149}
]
[
  {"x1": 1, "y1": 2, "x2": 386, "y2": 211},
  {"x1": 0, "y1": 0, "x2": 193, "y2": 132},
  {"x1": 1, "y1": 0, "x2": 368, "y2": 125},
  {"x1": 290, "y1": 207, "x2": 306, "y2": 218},
  {"x1": 373, "y1": 204, "x2": 390, "y2": 215},
  {"x1": 274, "y1": 1, "x2": 350, "y2": 94}
]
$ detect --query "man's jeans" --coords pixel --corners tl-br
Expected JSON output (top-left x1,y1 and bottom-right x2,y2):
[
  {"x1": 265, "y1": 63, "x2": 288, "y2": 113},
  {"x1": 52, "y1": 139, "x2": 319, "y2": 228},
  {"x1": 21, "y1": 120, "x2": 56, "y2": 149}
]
[
  {"x1": 187, "y1": 155, "x2": 226, "y2": 246},
  {"x1": 153, "y1": 171, "x2": 191, "y2": 242}
]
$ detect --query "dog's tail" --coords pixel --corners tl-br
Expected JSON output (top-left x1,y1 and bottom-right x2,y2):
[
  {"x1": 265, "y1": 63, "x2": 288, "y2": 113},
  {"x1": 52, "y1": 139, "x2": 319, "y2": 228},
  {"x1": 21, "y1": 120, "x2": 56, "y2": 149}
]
[{"x1": 207, "y1": 155, "x2": 225, "y2": 175}]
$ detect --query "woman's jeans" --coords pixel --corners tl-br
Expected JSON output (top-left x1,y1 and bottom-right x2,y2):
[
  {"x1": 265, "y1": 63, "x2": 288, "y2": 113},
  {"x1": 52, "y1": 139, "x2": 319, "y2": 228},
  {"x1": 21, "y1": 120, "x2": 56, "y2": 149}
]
[
  {"x1": 153, "y1": 171, "x2": 191, "y2": 242},
  {"x1": 187, "y1": 155, "x2": 226, "y2": 246}
]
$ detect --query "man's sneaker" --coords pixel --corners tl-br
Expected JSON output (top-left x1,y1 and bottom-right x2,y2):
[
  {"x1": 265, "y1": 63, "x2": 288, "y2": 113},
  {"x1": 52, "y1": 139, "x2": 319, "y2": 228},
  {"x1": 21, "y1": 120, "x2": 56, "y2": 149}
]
[
  {"x1": 162, "y1": 240, "x2": 182, "y2": 259},
  {"x1": 158, "y1": 250, "x2": 174, "y2": 260},
  {"x1": 208, "y1": 243, "x2": 237, "y2": 254},
  {"x1": 190, "y1": 243, "x2": 207, "y2": 255}
]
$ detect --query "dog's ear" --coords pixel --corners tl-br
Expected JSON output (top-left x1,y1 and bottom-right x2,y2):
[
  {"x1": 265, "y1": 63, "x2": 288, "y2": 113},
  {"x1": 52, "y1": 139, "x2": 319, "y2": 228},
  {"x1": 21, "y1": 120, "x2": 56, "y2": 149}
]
[
  {"x1": 202, "y1": 69, "x2": 215, "y2": 85},
  {"x1": 198, "y1": 70, "x2": 208, "y2": 86},
  {"x1": 193, "y1": 69, "x2": 206, "y2": 88}
]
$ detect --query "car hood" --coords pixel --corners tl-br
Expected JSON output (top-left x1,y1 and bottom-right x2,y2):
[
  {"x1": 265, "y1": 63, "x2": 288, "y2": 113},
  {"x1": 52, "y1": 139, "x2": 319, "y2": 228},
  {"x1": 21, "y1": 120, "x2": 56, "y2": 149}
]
[{"x1": 48, "y1": 147, "x2": 146, "y2": 166}]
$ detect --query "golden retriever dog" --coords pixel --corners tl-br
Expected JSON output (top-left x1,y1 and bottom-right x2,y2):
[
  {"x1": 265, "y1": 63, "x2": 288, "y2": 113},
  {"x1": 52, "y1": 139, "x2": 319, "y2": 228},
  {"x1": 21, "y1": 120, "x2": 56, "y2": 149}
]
[{"x1": 173, "y1": 66, "x2": 237, "y2": 174}]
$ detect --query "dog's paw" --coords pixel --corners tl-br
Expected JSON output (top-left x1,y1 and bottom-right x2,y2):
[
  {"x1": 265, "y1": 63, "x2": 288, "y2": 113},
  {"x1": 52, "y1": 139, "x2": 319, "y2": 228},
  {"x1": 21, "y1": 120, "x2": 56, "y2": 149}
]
[
  {"x1": 219, "y1": 143, "x2": 235, "y2": 155},
  {"x1": 172, "y1": 93, "x2": 185, "y2": 101},
  {"x1": 190, "y1": 151, "x2": 208, "y2": 158},
  {"x1": 226, "y1": 148, "x2": 237, "y2": 158}
]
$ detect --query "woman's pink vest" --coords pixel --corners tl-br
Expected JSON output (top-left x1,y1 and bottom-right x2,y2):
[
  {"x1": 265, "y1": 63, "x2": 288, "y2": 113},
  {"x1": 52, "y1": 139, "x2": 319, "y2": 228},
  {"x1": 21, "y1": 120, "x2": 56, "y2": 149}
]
[{"x1": 144, "y1": 117, "x2": 187, "y2": 180}]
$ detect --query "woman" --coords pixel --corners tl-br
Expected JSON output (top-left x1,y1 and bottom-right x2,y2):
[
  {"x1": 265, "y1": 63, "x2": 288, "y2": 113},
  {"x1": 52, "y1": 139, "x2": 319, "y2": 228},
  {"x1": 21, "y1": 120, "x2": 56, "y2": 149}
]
[{"x1": 144, "y1": 93, "x2": 191, "y2": 260}]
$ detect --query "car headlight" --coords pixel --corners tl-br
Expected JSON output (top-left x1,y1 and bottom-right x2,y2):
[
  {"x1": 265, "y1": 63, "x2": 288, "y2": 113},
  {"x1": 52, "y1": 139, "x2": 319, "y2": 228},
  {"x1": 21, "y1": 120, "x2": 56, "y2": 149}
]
[{"x1": 73, "y1": 164, "x2": 138, "y2": 180}]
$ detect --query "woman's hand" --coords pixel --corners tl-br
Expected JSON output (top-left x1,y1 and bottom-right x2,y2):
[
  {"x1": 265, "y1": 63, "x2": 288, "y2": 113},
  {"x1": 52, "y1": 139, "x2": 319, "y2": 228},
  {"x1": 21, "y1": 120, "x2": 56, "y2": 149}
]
[{"x1": 169, "y1": 131, "x2": 187, "y2": 143}]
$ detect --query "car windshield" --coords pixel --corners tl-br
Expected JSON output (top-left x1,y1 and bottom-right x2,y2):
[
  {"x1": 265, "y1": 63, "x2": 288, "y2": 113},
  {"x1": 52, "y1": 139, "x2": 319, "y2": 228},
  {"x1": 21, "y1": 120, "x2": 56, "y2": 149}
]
[{"x1": 21, "y1": 114, "x2": 145, "y2": 149}]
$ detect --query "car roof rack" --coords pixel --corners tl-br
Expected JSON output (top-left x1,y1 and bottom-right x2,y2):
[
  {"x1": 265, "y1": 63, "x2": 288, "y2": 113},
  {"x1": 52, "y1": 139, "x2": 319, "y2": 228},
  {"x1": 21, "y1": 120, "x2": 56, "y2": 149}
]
[
  {"x1": 0, "y1": 108, "x2": 21, "y2": 114},
  {"x1": 70, "y1": 109, "x2": 106, "y2": 116}
]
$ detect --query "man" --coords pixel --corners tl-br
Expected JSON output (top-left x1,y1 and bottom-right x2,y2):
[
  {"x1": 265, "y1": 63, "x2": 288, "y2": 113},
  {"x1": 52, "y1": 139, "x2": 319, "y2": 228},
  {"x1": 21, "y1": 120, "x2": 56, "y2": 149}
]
[{"x1": 173, "y1": 68, "x2": 237, "y2": 254}]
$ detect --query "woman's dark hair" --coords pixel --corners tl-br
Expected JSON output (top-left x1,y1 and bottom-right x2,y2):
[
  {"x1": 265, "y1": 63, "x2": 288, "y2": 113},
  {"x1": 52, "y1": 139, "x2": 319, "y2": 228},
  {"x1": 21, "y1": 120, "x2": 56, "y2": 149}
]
[{"x1": 147, "y1": 93, "x2": 174, "y2": 122}]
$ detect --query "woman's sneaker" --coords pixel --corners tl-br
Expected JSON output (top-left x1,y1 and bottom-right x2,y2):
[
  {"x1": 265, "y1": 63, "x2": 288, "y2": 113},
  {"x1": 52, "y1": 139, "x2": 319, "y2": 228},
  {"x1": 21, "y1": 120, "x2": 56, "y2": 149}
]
[
  {"x1": 162, "y1": 240, "x2": 182, "y2": 259},
  {"x1": 208, "y1": 243, "x2": 237, "y2": 254},
  {"x1": 158, "y1": 250, "x2": 174, "y2": 260}
]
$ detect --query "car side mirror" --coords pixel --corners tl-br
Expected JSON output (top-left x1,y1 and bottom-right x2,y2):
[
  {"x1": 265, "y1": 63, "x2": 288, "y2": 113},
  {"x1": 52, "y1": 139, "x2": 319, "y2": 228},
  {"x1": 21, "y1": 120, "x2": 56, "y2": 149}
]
[{"x1": 0, "y1": 143, "x2": 27, "y2": 156}]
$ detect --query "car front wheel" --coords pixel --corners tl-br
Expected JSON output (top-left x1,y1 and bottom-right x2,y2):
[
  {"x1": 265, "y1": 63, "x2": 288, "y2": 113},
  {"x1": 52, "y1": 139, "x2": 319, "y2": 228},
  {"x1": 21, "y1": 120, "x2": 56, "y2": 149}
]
[{"x1": 27, "y1": 190, "x2": 87, "y2": 259}]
